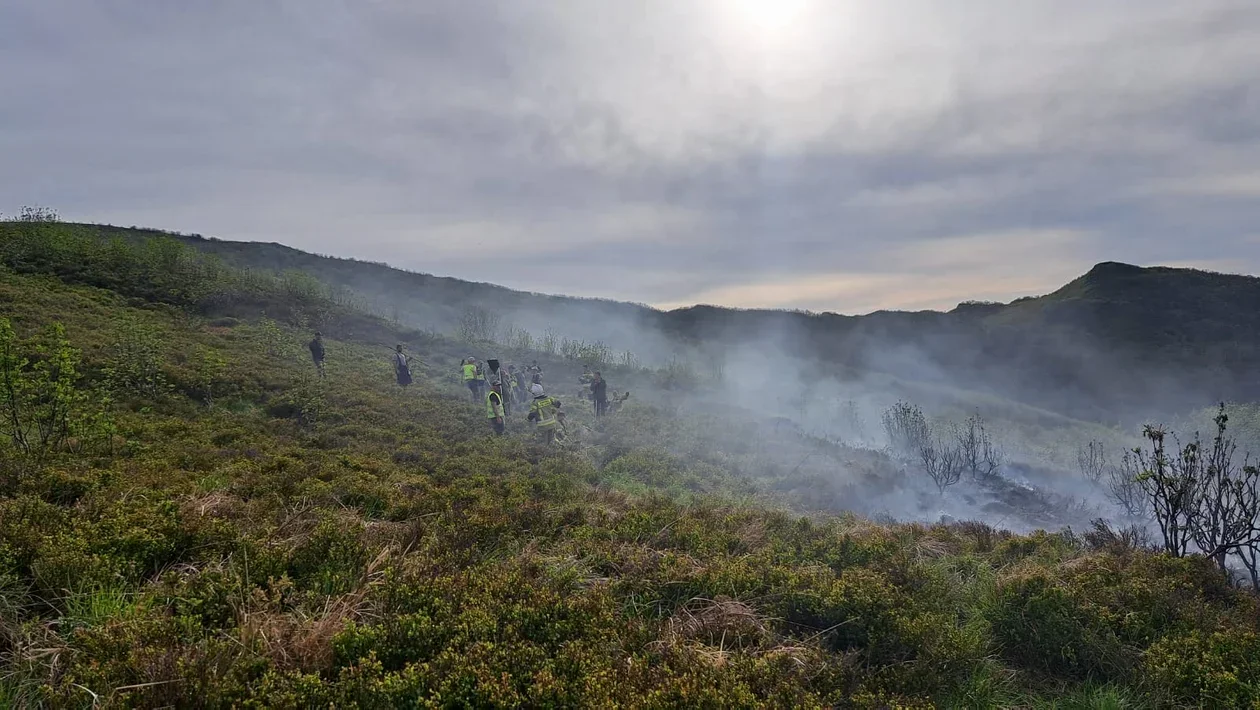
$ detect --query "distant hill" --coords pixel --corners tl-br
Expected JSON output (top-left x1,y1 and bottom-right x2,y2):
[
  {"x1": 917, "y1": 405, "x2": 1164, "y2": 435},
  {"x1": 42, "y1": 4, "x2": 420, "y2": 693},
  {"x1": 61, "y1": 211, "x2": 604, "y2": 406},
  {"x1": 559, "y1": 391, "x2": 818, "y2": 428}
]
[{"x1": 79, "y1": 224, "x2": 1260, "y2": 422}]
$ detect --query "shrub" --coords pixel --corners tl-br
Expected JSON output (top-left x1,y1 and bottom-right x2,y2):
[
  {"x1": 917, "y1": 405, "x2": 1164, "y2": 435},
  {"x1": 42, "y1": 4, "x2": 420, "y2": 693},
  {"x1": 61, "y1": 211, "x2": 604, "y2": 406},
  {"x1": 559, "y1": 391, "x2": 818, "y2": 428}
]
[
  {"x1": 0, "y1": 319, "x2": 113, "y2": 461},
  {"x1": 1145, "y1": 628, "x2": 1260, "y2": 707},
  {"x1": 882, "y1": 401, "x2": 929, "y2": 460},
  {"x1": 987, "y1": 569, "x2": 1126, "y2": 680},
  {"x1": 102, "y1": 315, "x2": 172, "y2": 400}
]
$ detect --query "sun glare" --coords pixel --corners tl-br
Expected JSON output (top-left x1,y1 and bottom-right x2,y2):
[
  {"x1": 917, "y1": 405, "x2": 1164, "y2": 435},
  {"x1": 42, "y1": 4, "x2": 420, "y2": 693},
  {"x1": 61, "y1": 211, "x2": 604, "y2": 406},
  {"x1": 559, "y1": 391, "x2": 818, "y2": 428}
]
[{"x1": 728, "y1": 0, "x2": 814, "y2": 40}]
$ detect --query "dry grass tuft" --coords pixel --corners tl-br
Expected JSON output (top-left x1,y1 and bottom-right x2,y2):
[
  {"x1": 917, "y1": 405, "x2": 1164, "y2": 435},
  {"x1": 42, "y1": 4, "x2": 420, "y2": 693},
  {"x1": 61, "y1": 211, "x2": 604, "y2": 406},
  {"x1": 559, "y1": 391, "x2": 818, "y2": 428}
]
[
  {"x1": 182, "y1": 491, "x2": 244, "y2": 519},
  {"x1": 665, "y1": 596, "x2": 771, "y2": 648},
  {"x1": 235, "y1": 546, "x2": 392, "y2": 672}
]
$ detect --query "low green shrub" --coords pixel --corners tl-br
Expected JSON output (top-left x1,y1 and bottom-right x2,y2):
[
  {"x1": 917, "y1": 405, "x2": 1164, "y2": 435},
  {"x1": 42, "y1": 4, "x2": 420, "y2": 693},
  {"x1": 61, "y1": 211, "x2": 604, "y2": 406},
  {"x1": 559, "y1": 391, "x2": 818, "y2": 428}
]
[{"x1": 1144, "y1": 628, "x2": 1260, "y2": 708}]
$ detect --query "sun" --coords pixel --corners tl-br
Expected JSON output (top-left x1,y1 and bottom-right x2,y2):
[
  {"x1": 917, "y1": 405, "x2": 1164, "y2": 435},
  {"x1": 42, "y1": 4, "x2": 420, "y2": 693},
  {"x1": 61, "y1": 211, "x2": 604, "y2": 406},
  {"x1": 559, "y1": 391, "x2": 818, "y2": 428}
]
[{"x1": 727, "y1": 0, "x2": 814, "y2": 40}]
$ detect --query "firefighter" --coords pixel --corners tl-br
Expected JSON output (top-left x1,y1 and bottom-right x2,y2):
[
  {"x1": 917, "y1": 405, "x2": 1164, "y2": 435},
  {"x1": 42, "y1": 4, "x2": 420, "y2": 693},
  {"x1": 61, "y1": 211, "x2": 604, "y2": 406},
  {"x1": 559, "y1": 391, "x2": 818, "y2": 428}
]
[
  {"x1": 579, "y1": 364, "x2": 594, "y2": 385},
  {"x1": 473, "y1": 360, "x2": 488, "y2": 400},
  {"x1": 461, "y1": 357, "x2": 478, "y2": 401},
  {"x1": 527, "y1": 384, "x2": 563, "y2": 445},
  {"x1": 486, "y1": 380, "x2": 506, "y2": 435}
]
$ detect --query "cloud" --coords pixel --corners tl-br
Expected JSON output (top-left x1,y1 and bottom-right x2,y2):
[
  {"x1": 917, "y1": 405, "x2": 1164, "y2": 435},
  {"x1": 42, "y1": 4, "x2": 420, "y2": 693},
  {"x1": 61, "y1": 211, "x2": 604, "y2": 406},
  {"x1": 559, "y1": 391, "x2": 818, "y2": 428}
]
[
  {"x1": 1, "y1": 0, "x2": 1259, "y2": 311},
  {"x1": 1145, "y1": 173, "x2": 1260, "y2": 198}
]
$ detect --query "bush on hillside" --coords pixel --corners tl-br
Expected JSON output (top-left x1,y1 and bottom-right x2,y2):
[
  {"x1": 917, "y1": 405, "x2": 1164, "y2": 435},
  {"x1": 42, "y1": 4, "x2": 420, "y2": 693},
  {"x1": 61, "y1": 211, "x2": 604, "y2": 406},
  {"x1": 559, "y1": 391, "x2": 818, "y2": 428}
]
[{"x1": 1144, "y1": 627, "x2": 1260, "y2": 707}]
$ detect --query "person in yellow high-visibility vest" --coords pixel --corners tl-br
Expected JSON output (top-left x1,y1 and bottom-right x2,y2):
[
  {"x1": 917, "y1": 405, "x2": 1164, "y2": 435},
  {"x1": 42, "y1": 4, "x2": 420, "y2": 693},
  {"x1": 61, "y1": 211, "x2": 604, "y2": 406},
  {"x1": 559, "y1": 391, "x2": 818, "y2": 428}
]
[
  {"x1": 461, "y1": 357, "x2": 478, "y2": 401},
  {"x1": 527, "y1": 384, "x2": 563, "y2": 445},
  {"x1": 486, "y1": 380, "x2": 505, "y2": 435}
]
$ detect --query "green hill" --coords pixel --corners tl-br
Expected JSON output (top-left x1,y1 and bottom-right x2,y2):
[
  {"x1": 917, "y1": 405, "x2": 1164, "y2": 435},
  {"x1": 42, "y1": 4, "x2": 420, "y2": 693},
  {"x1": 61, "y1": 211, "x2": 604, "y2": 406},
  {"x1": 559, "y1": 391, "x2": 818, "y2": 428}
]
[
  {"x1": 2, "y1": 218, "x2": 1260, "y2": 707},
  {"x1": 75, "y1": 223, "x2": 1260, "y2": 425}
]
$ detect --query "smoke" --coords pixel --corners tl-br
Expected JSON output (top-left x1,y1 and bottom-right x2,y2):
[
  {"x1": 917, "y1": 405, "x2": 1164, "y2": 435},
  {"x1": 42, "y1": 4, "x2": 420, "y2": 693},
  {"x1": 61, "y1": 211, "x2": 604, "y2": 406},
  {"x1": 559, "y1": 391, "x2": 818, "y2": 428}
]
[{"x1": 218, "y1": 241, "x2": 1254, "y2": 535}]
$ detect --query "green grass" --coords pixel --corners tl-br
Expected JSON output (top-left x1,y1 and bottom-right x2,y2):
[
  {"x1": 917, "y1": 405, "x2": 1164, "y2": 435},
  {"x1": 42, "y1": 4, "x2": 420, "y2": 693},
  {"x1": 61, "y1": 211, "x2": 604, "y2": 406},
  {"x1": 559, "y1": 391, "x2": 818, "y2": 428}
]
[{"x1": 0, "y1": 222, "x2": 1258, "y2": 708}]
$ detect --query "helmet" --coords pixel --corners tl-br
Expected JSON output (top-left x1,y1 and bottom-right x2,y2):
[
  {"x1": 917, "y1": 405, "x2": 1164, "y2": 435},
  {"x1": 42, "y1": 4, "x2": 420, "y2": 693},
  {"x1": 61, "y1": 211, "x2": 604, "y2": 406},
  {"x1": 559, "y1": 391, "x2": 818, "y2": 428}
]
[{"x1": 530, "y1": 383, "x2": 545, "y2": 397}]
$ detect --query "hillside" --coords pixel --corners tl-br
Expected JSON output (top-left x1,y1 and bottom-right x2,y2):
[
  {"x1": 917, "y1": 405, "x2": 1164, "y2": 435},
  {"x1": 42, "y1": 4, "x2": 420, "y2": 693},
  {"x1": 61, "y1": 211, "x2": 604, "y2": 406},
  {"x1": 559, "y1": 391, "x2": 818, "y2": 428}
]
[
  {"x1": 2, "y1": 218, "x2": 1260, "y2": 707},
  {"x1": 0, "y1": 219, "x2": 1254, "y2": 706},
  {"x1": 81, "y1": 224, "x2": 1260, "y2": 424}
]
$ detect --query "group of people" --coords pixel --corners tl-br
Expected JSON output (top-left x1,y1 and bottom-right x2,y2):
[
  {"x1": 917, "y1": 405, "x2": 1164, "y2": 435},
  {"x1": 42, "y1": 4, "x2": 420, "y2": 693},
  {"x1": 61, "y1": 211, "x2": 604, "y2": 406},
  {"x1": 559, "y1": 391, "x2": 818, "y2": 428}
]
[
  {"x1": 460, "y1": 357, "x2": 548, "y2": 406},
  {"x1": 464, "y1": 357, "x2": 566, "y2": 442},
  {"x1": 467, "y1": 359, "x2": 625, "y2": 442},
  {"x1": 305, "y1": 331, "x2": 617, "y2": 446}
]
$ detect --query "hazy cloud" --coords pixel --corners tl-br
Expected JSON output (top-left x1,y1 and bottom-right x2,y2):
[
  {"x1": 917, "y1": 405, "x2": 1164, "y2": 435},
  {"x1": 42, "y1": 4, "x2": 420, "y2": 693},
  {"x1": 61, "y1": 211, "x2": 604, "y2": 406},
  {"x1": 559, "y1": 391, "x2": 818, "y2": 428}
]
[{"x1": 2, "y1": 0, "x2": 1258, "y2": 313}]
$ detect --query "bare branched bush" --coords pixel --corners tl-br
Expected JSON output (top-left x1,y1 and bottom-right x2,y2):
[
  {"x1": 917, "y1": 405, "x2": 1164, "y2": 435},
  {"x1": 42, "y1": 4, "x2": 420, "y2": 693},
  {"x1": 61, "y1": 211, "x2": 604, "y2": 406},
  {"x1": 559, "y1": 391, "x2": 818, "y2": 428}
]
[
  {"x1": 560, "y1": 338, "x2": 613, "y2": 367},
  {"x1": 920, "y1": 437, "x2": 963, "y2": 495},
  {"x1": 955, "y1": 414, "x2": 1003, "y2": 484},
  {"x1": 539, "y1": 329, "x2": 559, "y2": 355},
  {"x1": 1077, "y1": 439, "x2": 1109, "y2": 485},
  {"x1": 1115, "y1": 406, "x2": 1260, "y2": 587},
  {"x1": 657, "y1": 356, "x2": 697, "y2": 391},
  {"x1": 503, "y1": 327, "x2": 534, "y2": 352},
  {"x1": 457, "y1": 306, "x2": 501, "y2": 343},
  {"x1": 1241, "y1": 541, "x2": 1260, "y2": 592},
  {"x1": 9, "y1": 205, "x2": 60, "y2": 223},
  {"x1": 1127, "y1": 425, "x2": 1198, "y2": 557},
  {"x1": 882, "y1": 401, "x2": 930, "y2": 460},
  {"x1": 1186, "y1": 407, "x2": 1260, "y2": 572},
  {"x1": 1082, "y1": 518, "x2": 1152, "y2": 555},
  {"x1": 1106, "y1": 454, "x2": 1146, "y2": 519}
]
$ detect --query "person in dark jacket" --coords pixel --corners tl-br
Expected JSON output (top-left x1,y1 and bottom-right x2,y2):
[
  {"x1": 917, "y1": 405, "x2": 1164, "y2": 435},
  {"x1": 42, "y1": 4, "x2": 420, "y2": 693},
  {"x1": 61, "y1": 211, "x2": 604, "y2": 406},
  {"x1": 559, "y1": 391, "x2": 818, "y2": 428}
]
[
  {"x1": 308, "y1": 332, "x2": 325, "y2": 377},
  {"x1": 590, "y1": 371, "x2": 608, "y2": 419},
  {"x1": 393, "y1": 344, "x2": 413, "y2": 387}
]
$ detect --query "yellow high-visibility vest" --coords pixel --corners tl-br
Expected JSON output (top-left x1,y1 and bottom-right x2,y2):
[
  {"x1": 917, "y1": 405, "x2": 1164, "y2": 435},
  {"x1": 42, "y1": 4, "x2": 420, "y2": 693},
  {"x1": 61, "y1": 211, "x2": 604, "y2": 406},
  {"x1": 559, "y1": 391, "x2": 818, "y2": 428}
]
[
  {"x1": 530, "y1": 397, "x2": 558, "y2": 428},
  {"x1": 486, "y1": 391, "x2": 503, "y2": 419},
  {"x1": 462, "y1": 363, "x2": 476, "y2": 381}
]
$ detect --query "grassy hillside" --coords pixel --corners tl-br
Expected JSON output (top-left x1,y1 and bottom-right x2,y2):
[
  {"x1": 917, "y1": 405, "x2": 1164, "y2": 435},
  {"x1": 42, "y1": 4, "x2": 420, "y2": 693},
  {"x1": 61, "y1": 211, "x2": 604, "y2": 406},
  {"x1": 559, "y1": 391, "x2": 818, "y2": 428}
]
[
  {"x1": 69, "y1": 223, "x2": 1260, "y2": 424},
  {"x1": 2, "y1": 220, "x2": 1260, "y2": 707}
]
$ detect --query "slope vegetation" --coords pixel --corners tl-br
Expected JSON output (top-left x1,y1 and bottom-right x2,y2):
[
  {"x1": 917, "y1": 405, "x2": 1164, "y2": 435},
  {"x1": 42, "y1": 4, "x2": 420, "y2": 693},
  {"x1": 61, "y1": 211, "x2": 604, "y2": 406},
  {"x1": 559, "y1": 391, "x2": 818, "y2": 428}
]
[
  {"x1": 77, "y1": 223, "x2": 1260, "y2": 422},
  {"x1": 0, "y1": 221, "x2": 1258, "y2": 707}
]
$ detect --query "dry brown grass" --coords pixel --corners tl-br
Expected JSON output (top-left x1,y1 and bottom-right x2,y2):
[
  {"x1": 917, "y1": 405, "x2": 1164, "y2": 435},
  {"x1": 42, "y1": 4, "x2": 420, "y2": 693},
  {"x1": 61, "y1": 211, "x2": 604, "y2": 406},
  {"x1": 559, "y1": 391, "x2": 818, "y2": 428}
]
[
  {"x1": 233, "y1": 546, "x2": 391, "y2": 672},
  {"x1": 181, "y1": 490, "x2": 243, "y2": 519},
  {"x1": 664, "y1": 596, "x2": 772, "y2": 648}
]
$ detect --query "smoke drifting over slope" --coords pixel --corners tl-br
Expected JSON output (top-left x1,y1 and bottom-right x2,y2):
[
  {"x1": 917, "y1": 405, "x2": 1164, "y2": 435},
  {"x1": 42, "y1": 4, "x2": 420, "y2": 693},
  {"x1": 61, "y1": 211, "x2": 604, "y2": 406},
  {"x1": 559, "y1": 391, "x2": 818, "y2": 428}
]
[{"x1": 90, "y1": 226, "x2": 1260, "y2": 533}]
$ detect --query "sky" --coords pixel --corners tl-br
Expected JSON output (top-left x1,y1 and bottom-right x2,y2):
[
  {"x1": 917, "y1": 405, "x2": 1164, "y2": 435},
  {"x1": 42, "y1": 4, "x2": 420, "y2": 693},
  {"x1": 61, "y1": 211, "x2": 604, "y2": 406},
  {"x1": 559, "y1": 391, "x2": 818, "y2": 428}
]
[{"x1": 2, "y1": 1, "x2": 1259, "y2": 315}]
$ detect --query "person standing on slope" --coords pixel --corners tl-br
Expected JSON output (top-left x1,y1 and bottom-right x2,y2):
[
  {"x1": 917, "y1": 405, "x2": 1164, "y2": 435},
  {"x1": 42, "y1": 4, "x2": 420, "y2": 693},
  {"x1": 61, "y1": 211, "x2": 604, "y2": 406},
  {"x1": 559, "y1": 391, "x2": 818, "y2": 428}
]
[
  {"x1": 461, "y1": 357, "x2": 478, "y2": 401},
  {"x1": 393, "y1": 344, "x2": 413, "y2": 387},
  {"x1": 527, "y1": 383, "x2": 563, "y2": 445},
  {"x1": 473, "y1": 360, "x2": 488, "y2": 401},
  {"x1": 590, "y1": 370, "x2": 608, "y2": 420},
  {"x1": 486, "y1": 380, "x2": 506, "y2": 435},
  {"x1": 507, "y1": 365, "x2": 525, "y2": 405},
  {"x1": 308, "y1": 331, "x2": 325, "y2": 377}
]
